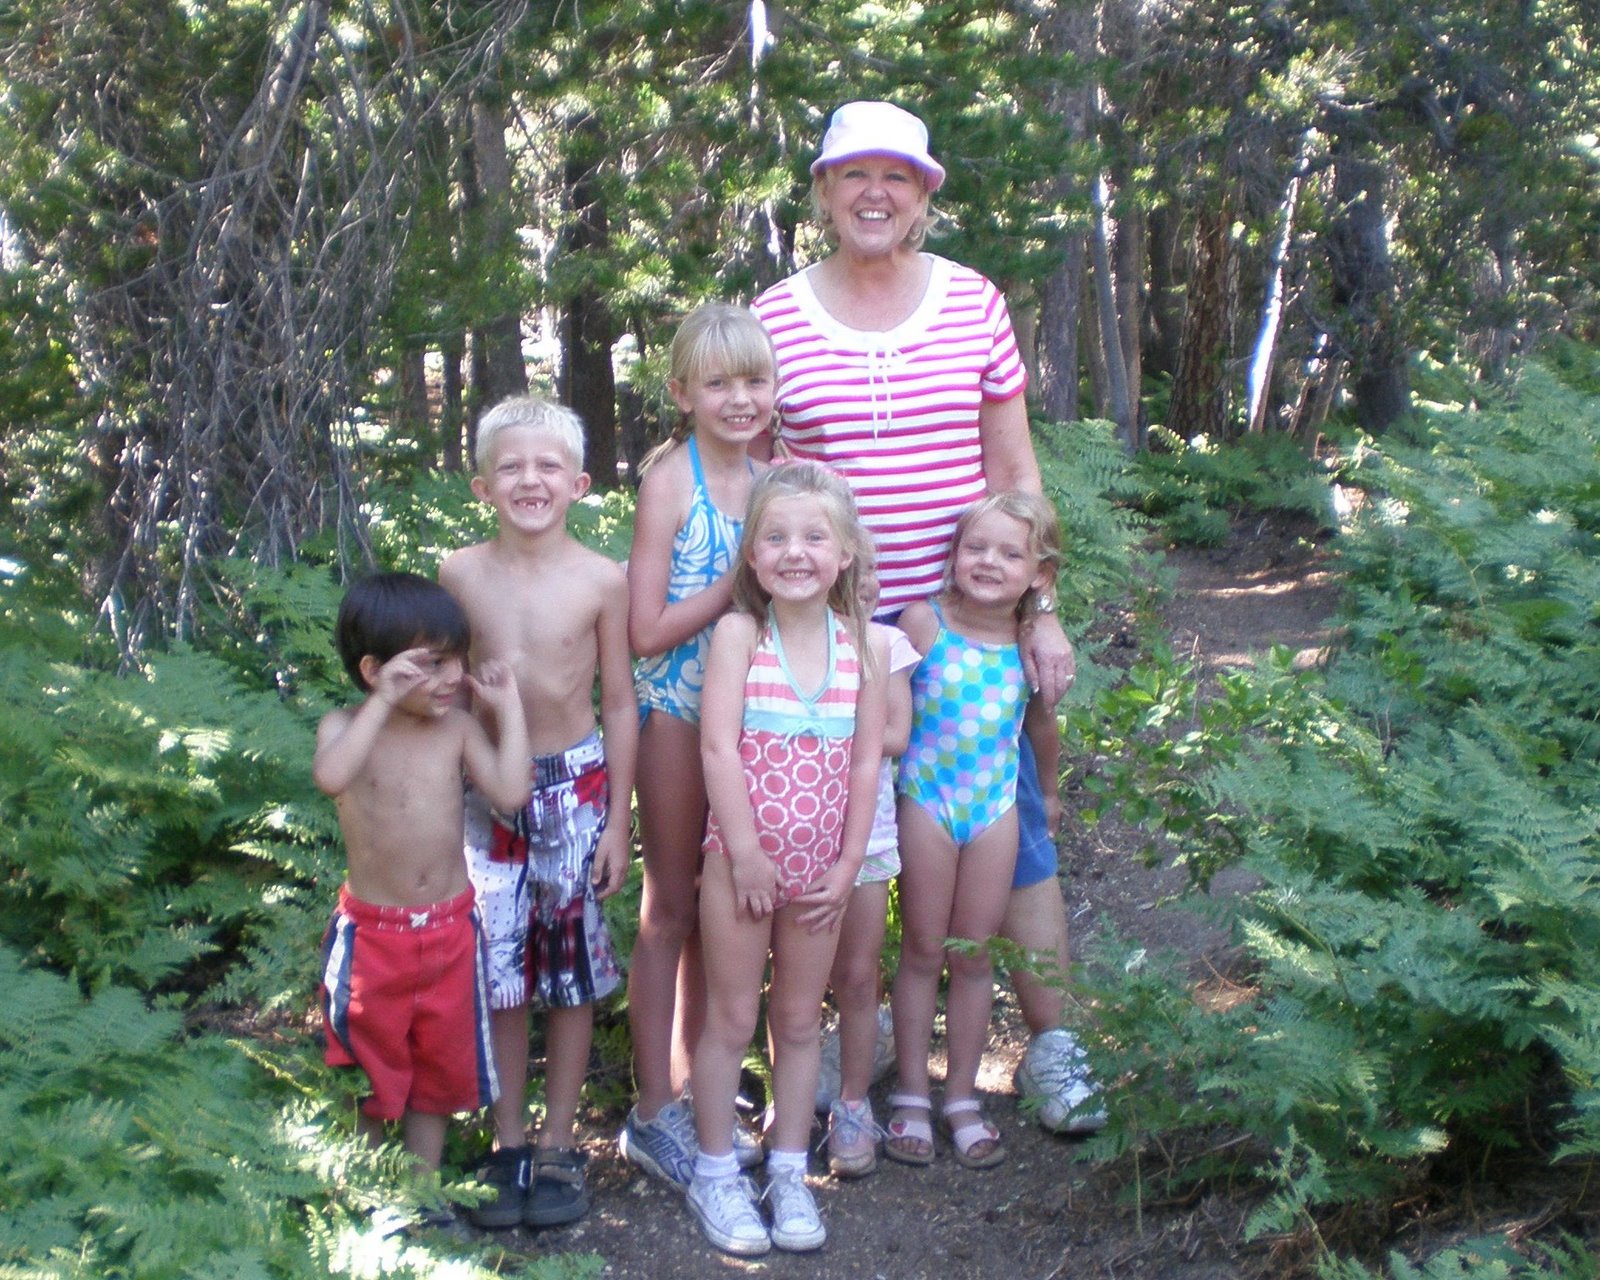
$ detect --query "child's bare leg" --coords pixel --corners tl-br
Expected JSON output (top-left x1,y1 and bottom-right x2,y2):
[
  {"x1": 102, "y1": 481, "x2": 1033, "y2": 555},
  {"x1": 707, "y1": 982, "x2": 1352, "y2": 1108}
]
[
  {"x1": 672, "y1": 931, "x2": 706, "y2": 1097},
  {"x1": 1003, "y1": 876, "x2": 1070, "y2": 1033},
  {"x1": 690, "y1": 853, "x2": 771, "y2": 1158},
  {"x1": 357, "y1": 1109, "x2": 386, "y2": 1148},
  {"x1": 487, "y1": 1004, "x2": 531, "y2": 1150},
  {"x1": 942, "y1": 813, "x2": 1019, "y2": 1107},
  {"x1": 768, "y1": 905, "x2": 844, "y2": 1152},
  {"x1": 629, "y1": 712, "x2": 708, "y2": 1119},
  {"x1": 537, "y1": 1003, "x2": 593, "y2": 1150},
  {"x1": 401, "y1": 1110, "x2": 449, "y2": 1172},
  {"x1": 889, "y1": 801, "x2": 959, "y2": 1154},
  {"x1": 831, "y1": 880, "x2": 890, "y2": 1101}
]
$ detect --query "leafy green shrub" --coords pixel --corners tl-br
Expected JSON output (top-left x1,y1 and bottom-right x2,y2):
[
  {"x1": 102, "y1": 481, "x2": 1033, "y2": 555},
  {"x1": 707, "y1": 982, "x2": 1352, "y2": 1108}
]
[
  {"x1": 1131, "y1": 427, "x2": 1341, "y2": 545},
  {"x1": 1073, "y1": 363, "x2": 1600, "y2": 1246},
  {"x1": 0, "y1": 944, "x2": 594, "y2": 1279},
  {"x1": 0, "y1": 603, "x2": 337, "y2": 1004}
]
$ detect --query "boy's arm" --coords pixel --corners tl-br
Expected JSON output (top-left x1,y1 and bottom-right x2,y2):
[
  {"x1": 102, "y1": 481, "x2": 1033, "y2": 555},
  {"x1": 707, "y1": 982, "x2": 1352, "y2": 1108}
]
[
  {"x1": 792, "y1": 626, "x2": 890, "y2": 935},
  {"x1": 437, "y1": 551, "x2": 481, "y2": 711},
  {"x1": 1024, "y1": 691, "x2": 1063, "y2": 837},
  {"x1": 627, "y1": 462, "x2": 735, "y2": 656},
  {"x1": 311, "y1": 649, "x2": 430, "y2": 796},
  {"x1": 700, "y1": 613, "x2": 777, "y2": 917},
  {"x1": 462, "y1": 660, "x2": 533, "y2": 813},
  {"x1": 593, "y1": 565, "x2": 638, "y2": 899}
]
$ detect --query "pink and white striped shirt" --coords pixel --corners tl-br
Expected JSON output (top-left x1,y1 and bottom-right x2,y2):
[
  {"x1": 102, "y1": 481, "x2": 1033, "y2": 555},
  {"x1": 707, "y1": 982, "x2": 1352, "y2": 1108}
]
[{"x1": 753, "y1": 255, "x2": 1028, "y2": 614}]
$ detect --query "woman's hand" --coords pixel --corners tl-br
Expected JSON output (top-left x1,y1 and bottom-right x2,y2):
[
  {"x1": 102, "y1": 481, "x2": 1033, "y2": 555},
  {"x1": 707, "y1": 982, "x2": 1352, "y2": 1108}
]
[{"x1": 1020, "y1": 611, "x2": 1076, "y2": 706}]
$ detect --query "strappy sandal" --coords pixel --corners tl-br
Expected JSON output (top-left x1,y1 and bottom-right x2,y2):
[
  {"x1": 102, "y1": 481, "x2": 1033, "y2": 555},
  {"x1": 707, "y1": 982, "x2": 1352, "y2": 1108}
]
[
  {"x1": 524, "y1": 1147, "x2": 589, "y2": 1227},
  {"x1": 883, "y1": 1092, "x2": 935, "y2": 1166},
  {"x1": 942, "y1": 1098, "x2": 1004, "y2": 1170}
]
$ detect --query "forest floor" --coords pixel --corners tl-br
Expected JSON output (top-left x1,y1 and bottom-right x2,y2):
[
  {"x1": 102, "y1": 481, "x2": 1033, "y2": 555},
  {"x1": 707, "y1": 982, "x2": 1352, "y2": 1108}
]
[{"x1": 463, "y1": 516, "x2": 1581, "y2": 1279}]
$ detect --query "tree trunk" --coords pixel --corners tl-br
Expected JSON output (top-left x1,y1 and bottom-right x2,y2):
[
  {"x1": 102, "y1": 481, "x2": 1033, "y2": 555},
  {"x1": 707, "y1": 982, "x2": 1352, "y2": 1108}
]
[
  {"x1": 1326, "y1": 122, "x2": 1408, "y2": 432},
  {"x1": 1168, "y1": 201, "x2": 1238, "y2": 440},
  {"x1": 442, "y1": 335, "x2": 466, "y2": 472},
  {"x1": 469, "y1": 92, "x2": 527, "y2": 409},
  {"x1": 396, "y1": 348, "x2": 430, "y2": 445},
  {"x1": 1033, "y1": 0, "x2": 1096, "y2": 426},
  {"x1": 1038, "y1": 237, "x2": 1084, "y2": 423},
  {"x1": 1144, "y1": 203, "x2": 1184, "y2": 381},
  {"x1": 559, "y1": 119, "x2": 618, "y2": 486},
  {"x1": 1113, "y1": 202, "x2": 1146, "y2": 449},
  {"x1": 1081, "y1": 264, "x2": 1111, "y2": 421},
  {"x1": 1090, "y1": 173, "x2": 1134, "y2": 448},
  {"x1": 1246, "y1": 131, "x2": 1312, "y2": 434}
]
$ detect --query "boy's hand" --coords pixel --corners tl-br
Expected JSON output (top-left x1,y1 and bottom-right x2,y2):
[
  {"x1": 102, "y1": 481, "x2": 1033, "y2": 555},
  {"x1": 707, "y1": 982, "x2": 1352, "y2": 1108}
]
[
  {"x1": 591, "y1": 824, "x2": 631, "y2": 900},
  {"x1": 467, "y1": 658, "x2": 517, "y2": 710},
  {"x1": 730, "y1": 849, "x2": 778, "y2": 920},
  {"x1": 791, "y1": 863, "x2": 853, "y2": 935},
  {"x1": 369, "y1": 647, "x2": 434, "y2": 706}
]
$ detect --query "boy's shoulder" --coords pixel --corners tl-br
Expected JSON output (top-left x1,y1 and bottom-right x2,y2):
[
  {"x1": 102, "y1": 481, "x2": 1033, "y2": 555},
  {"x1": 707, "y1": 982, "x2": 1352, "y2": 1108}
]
[
  {"x1": 439, "y1": 538, "x2": 495, "y2": 581},
  {"x1": 561, "y1": 538, "x2": 627, "y2": 584}
]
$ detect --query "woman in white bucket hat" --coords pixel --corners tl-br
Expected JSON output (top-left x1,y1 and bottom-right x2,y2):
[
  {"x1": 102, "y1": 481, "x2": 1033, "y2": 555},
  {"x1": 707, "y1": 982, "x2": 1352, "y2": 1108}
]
[{"x1": 746, "y1": 101, "x2": 1101, "y2": 1188}]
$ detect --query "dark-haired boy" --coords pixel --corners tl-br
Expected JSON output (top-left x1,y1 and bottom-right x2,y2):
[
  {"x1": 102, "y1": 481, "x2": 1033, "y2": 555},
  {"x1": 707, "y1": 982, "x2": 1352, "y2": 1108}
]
[{"x1": 314, "y1": 572, "x2": 532, "y2": 1177}]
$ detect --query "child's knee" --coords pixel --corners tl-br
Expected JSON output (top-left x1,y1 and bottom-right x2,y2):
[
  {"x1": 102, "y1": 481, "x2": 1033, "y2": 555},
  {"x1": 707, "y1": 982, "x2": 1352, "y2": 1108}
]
[
  {"x1": 767, "y1": 1001, "x2": 823, "y2": 1051},
  {"x1": 831, "y1": 960, "x2": 880, "y2": 1009}
]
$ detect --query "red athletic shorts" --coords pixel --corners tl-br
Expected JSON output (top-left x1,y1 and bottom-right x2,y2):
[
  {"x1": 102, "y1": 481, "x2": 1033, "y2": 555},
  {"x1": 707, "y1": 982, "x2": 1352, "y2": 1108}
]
[{"x1": 319, "y1": 883, "x2": 499, "y2": 1120}]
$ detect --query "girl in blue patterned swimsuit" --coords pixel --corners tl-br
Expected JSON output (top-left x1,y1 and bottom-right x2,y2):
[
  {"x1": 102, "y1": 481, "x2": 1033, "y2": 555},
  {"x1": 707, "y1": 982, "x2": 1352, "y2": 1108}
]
[
  {"x1": 886, "y1": 492, "x2": 1063, "y2": 1172},
  {"x1": 621, "y1": 305, "x2": 774, "y2": 1184}
]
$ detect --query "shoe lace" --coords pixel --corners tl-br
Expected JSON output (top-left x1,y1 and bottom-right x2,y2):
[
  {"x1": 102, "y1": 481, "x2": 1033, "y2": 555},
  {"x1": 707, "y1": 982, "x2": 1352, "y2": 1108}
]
[
  {"x1": 826, "y1": 1101, "x2": 883, "y2": 1148},
  {"x1": 761, "y1": 1168, "x2": 815, "y2": 1224},
  {"x1": 1030, "y1": 1039, "x2": 1090, "y2": 1093},
  {"x1": 706, "y1": 1174, "x2": 763, "y2": 1223}
]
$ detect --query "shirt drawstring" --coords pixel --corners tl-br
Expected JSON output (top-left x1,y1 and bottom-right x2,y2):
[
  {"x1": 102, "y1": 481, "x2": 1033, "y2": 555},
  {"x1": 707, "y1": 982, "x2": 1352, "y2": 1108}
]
[{"x1": 867, "y1": 342, "x2": 899, "y2": 438}]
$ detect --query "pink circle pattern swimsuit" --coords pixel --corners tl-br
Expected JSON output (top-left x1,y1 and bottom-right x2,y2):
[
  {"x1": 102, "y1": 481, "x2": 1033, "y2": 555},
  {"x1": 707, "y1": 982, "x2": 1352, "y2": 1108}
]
[{"x1": 703, "y1": 609, "x2": 861, "y2": 906}]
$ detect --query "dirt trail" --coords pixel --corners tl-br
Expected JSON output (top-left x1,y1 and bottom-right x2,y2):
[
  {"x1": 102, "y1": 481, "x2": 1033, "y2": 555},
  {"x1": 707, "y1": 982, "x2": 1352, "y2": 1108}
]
[{"x1": 501, "y1": 517, "x2": 1341, "y2": 1280}]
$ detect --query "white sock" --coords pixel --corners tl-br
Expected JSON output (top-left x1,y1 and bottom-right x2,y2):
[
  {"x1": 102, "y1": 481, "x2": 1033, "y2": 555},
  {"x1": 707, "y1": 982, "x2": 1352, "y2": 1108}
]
[
  {"x1": 694, "y1": 1149, "x2": 739, "y2": 1182},
  {"x1": 765, "y1": 1148, "x2": 807, "y2": 1177}
]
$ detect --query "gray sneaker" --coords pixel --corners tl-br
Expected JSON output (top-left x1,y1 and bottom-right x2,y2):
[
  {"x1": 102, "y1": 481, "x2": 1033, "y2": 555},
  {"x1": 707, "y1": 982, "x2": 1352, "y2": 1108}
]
[
  {"x1": 814, "y1": 1002, "x2": 896, "y2": 1113},
  {"x1": 1015, "y1": 1028, "x2": 1107, "y2": 1134},
  {"x1": 687, "y1": 1172, "x2": 770, "y2": 1257},
  {"x1": 763, "y1": 1166, "x2": 826, "y2": 1251},
  {"x1": 679, "y1": 1087, "x2": 763, "y2": 1170},
  {"x1": 619, "y1": 1100, "x2": 698, "y2": 1188}
]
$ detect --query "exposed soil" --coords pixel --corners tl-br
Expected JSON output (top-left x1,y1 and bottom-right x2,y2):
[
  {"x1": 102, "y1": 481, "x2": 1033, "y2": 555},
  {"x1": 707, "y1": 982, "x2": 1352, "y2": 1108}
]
[{"x1": 485, "y1": 517, "x2": 1350, "y2": 1279}]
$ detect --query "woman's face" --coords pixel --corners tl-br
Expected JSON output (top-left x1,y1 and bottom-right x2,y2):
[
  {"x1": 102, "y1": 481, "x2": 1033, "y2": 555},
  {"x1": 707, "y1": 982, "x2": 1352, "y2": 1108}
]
[{"x1": 817, "y1": 155, "x2": 928, "y2": 261}]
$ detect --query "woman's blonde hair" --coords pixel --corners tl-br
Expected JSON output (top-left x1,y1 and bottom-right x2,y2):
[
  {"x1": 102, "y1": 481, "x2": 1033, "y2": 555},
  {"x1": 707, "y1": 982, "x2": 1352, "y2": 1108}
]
[
  {"x1": 808, "y1": 166, "x2": 944, "y2": 253},
  {"x1": 944, "y1": 491, "x2": 1063, "y2": 618},
  {"x1": 732, "y1": 460, "x2": 874, "y2": 669},
  {"x1": 640, "y1": 303, "x2": 779, "y2": 476}
]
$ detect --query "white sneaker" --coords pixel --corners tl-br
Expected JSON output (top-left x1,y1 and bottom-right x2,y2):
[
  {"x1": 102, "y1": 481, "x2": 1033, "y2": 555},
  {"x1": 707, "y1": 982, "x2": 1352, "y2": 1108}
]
[
  {"x1": 687, "y1": 1173, "x2": 770, "y2": 1257},
  {"x1": 815, "y1": 1002, "x2": 896, "y2": 1113},
  {"x1": 1015, "y1": 1028, "x2": 1107, "y2": 1134},
  {"x1": 763, "y1": 1166, "x2": 826, "y2": 1251}
]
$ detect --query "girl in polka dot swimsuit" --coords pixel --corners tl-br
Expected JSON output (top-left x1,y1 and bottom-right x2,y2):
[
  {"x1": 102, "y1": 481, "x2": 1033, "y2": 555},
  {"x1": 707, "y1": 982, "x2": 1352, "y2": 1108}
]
[
  {"x1": 687, "y1": 461, "x2": 888, "y2": 1257},
  {"x1": 887, "y1": 492, "x2": 1063, "y2": 1172}
]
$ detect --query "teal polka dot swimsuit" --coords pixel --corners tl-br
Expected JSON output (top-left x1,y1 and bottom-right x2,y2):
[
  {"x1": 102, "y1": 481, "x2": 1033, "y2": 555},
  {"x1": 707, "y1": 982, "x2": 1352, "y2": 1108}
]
[{"x1": 897, "y1": 601, "x2": 1028, "y2": 846}]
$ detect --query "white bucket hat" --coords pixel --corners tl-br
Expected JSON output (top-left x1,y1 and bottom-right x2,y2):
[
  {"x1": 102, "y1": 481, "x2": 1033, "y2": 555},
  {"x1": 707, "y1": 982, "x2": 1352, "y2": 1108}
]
[{"x1": 809, "y1": 101, "x2": 946, "y2": 192}]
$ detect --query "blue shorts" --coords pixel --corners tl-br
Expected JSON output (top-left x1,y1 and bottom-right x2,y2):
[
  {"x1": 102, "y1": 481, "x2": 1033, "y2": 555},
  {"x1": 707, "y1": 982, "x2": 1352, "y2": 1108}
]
[{"x1": 1014, "y1": 734, "x2": 1058, "y2": 889}]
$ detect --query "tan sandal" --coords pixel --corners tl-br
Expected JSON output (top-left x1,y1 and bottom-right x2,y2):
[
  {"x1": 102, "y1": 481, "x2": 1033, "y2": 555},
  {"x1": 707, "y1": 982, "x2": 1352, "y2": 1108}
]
[
  {"x1": 942, "y1": 1098, "x2": 1004, "y2": 1169},
  {"x1": 883, "y1": 1092, "x2": 934, "y2": 1166}
]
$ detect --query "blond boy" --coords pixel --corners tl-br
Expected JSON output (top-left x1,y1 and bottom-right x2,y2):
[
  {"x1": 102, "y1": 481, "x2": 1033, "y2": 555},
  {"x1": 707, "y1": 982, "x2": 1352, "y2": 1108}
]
[
  {"x1": 314, "y1": 572, "x2": 531, "y2": 1182},
  {"x1": 440, "y1": 395, "x2": 637, "y2": 1229}
]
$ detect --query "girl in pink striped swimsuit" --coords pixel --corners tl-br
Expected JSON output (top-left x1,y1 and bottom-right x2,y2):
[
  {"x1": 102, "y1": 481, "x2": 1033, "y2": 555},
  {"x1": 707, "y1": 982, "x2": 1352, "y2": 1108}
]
[{"x1": 687, "y1": 461, "x2": 888, "y2": 1258}]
